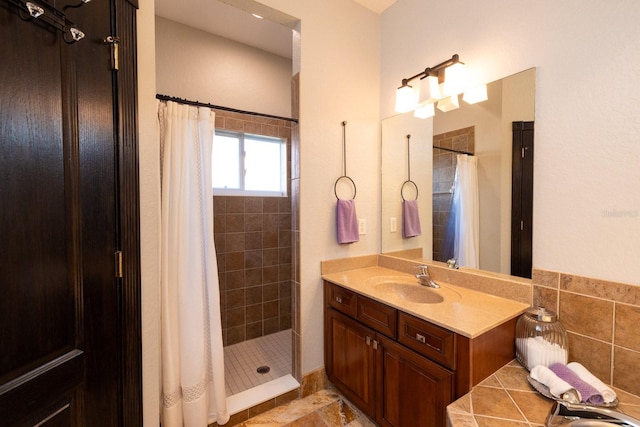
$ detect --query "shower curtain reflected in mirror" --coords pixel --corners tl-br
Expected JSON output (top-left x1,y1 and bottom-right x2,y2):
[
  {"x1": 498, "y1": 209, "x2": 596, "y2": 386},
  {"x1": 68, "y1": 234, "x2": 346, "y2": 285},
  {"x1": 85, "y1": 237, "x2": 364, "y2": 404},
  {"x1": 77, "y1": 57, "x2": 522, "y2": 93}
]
[
  {"x1": 452, "y1": 154, "x2": 480, "y2": 268},
  {"x1": 439, "y1": 154, "x2": 480, "y2": 268}
]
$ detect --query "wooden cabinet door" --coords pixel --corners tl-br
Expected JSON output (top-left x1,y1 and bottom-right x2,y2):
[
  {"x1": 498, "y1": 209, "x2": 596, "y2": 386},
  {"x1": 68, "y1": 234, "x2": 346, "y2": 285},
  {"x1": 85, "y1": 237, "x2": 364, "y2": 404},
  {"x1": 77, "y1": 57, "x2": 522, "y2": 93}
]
[
  {"x1": 325, "y1": 308, "x2": 376, "y2": 418},
  {"x1": 376, "y1": 335, "x2": 454, "y2": 427}
]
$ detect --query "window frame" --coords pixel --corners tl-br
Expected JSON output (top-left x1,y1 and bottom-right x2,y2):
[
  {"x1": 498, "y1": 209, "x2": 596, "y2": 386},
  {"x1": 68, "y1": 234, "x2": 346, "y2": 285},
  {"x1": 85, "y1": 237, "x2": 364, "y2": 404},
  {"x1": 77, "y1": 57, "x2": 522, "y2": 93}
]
[{"x1": 212, "y1": 129, "x2": 288, "y2": 197}]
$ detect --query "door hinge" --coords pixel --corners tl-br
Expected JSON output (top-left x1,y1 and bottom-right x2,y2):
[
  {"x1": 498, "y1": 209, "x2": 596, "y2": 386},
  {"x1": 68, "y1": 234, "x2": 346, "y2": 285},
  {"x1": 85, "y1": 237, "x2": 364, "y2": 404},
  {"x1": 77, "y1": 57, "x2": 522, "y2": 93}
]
[
  {"x1": 103, "y1": 36, "x2": 120, "y2": 70},
  {"x1": 373, "y1": 340, "x2": 378, "y2": 350},
  {"x1": 521, "y1": 220, "x2": 524, "y2": 231},
  {"x1": 522, "y1": 147, "x2": 525, "y2": 158},
  {"x1": 115, "y1": 251, "x2": 123, "y2": 278}
]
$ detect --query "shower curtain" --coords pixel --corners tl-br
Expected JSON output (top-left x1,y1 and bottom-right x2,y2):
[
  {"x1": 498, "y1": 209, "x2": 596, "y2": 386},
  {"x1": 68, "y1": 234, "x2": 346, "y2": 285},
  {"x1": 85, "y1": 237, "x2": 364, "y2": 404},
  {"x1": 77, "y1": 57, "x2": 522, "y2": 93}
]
[
  {"x1": 452, "y1": 154, "x2": 480, "y2": 268},
  {"x1": 159, "y1": 101, "x2": 229, "y2": 426}
]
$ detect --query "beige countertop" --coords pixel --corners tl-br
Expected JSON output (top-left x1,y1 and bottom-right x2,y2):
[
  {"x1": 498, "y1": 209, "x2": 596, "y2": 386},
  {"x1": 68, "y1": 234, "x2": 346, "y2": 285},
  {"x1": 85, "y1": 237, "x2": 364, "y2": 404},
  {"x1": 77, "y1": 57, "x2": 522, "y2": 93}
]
[
  {"x1": 322, "y1": 266, "x2": 529, "y2": 339},
  {"x1": 447, "y1": 360, "x2": 640, "y2": 426}
]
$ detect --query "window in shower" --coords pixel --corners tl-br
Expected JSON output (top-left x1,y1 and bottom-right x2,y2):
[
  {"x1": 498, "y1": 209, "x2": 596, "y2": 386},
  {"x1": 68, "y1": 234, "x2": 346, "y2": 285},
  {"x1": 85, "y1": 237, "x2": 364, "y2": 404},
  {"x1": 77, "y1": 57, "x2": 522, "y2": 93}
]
[{"x1": 213, "y1": 130, "x2": 287, "y2": 197}]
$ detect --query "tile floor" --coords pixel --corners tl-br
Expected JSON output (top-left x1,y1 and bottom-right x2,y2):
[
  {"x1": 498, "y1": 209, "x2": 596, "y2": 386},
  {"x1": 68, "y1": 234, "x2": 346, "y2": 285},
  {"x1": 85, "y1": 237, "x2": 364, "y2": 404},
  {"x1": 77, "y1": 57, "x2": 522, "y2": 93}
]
[
  {"x1": 224, "y1": 329, "x2": 292, "y2": 395},
  {"x1": 230, "y1": 387, "x2": 376, "y2": 426}
]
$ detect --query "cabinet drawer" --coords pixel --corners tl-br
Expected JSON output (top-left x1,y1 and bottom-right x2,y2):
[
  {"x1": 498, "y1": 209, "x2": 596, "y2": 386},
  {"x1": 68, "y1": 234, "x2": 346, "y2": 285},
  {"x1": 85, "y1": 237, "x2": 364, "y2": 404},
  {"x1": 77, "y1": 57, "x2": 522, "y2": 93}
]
[
  {"x1": 398, "y1": 312, "x2": 455, "y2": 369},
  {"x1": 356, "y1": 296, "x2": 397, "y2": 339},
  {"x1": 326, "y1": 283, "x2": 357, "y2": 317}
]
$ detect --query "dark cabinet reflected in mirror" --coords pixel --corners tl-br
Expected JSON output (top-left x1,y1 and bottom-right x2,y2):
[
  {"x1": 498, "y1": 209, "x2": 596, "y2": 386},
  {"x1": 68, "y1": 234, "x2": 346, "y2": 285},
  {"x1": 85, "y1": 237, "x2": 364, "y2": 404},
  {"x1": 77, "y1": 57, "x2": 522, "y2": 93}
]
[{"x1": 381, "y1": 68, "x2": 535, "y2": 279}]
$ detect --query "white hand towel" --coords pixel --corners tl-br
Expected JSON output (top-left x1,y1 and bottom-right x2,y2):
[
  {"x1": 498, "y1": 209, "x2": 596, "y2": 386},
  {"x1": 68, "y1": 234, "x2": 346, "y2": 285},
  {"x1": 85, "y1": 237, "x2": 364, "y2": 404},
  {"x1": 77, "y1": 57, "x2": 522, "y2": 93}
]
[
  {"x1": 567, "y1": 362, "x2": 617, "y2": 403},
  {"x1": 530, "y1": 365, "x2": 581, "y2": 403}
]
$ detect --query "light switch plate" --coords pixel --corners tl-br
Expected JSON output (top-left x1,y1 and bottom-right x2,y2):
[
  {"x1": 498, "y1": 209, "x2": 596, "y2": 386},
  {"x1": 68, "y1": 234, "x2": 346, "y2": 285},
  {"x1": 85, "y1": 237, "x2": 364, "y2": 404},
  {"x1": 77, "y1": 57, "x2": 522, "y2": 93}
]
[{"x1": 358, "y1": 218, "x2": 366, "y2": 235}]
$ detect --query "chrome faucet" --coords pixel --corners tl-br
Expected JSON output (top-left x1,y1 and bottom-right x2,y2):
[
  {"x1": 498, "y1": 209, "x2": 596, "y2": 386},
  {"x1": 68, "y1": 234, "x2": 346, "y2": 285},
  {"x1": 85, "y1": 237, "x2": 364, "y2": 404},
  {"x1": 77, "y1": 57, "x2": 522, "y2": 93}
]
[
  {"x1": 415, "y1": 265, "x2": 440, "y2": 288},
  {"x1": 446, "y1": 258, "x2": 458, "y2": 269}
]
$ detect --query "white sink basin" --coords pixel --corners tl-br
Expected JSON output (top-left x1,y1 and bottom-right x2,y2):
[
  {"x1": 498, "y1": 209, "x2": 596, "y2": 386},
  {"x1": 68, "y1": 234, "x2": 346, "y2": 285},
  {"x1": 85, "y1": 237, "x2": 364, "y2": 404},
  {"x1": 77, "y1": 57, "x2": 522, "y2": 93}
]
[{"x1": 365, "y1": 276, "x2": 462, "y2": 304}]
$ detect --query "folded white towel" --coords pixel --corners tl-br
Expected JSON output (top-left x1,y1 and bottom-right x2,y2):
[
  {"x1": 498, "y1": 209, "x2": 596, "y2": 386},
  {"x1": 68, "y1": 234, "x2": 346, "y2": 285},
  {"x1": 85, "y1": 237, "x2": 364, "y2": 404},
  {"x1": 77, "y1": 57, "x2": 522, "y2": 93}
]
[
  {"x1": 567, "y1": 362, "x2": 617, "y2": 403},
  {"x1": 530, "y1": 365, "x2": 580, "y2": 403}
]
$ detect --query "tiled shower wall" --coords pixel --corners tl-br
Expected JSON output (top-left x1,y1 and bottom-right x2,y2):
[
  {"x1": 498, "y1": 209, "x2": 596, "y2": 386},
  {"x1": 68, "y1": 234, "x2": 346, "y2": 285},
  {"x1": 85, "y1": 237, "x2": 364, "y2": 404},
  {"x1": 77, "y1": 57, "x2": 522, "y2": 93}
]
[
  {"x1": 432, "y1": 126, "x2": 474, "y2": 262},
  {"x1": 533, "y1": 268, "x2": 640, "y2": 396},
  {"x1": 213, "y1": 110, "x2": 293, "y2": 346}
]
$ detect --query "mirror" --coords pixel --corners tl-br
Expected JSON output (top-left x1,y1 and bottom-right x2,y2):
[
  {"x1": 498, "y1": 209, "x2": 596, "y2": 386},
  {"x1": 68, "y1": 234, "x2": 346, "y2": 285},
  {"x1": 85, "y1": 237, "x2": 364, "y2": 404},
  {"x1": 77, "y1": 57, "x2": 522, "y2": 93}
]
[{"x1": 381, "y1": 68, "x2": 536, "y2": 277}]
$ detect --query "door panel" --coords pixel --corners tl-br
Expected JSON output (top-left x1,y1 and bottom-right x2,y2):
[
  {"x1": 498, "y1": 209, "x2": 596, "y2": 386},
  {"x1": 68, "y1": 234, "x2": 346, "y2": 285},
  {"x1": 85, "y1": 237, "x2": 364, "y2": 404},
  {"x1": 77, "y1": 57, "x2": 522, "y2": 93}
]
[
  {"x1": 0, "y1": 0, "x2": 121, "y2": 424},
  {"x1": 511, "y1": 121, "x2": 534, "y2": 279},
  {"x1": 73, "y1": 1, "x2": 120, "y2": 423}
]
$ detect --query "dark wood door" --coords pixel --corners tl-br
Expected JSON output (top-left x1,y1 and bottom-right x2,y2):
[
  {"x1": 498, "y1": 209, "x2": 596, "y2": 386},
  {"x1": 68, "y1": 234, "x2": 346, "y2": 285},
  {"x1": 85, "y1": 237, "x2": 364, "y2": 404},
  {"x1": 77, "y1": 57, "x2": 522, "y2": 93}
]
[
  {"x1": 325, "y1": 308, "x2": 376, "y2": 418},
  {"x1": 376, "y1": 335, "x2": 454, "y2": 427},
  {"x1": 0, "y1": 0, "x2": 140, "y2": 425},
  {"x1": 511, "y1": 121, "x2": 534, "y2": 279}
]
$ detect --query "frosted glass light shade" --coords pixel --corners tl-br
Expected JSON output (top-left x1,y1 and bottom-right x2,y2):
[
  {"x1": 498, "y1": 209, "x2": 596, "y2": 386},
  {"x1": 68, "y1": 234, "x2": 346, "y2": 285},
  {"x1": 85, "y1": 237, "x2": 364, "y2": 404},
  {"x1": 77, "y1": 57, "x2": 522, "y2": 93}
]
[
  {"x1": 442, "y1": 62, "x2": 468, "y2": 97},
  {"x1": 414, "y1": 102, "x2": 435, "y2": 119},
  {"x1": 463, "y1": 84, "x2": 488, "y2": 104},
  {"x1": 437, "y1": 95, "x2": 460, "y2": 112},
  {"x1": 395, "y1": 84, "x2": 419, "y2": 113},
  {"x1": 418, "y1": 75, "x2": 441, "y2": 104}
]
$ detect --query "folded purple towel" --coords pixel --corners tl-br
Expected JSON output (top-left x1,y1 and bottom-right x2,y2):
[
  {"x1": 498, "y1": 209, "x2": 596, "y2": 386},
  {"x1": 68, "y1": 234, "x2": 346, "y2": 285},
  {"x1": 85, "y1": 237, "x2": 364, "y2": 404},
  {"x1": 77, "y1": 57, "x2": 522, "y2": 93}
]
[
  {"x1": 336, "y1": 199, "x2": 359, "y2": 244},
  {"x1": 402, "y1": 199, "x2": 421, "y2": 238},
  {"x1": 549, "y1": 363, "x2": 604, "y2": 405}
]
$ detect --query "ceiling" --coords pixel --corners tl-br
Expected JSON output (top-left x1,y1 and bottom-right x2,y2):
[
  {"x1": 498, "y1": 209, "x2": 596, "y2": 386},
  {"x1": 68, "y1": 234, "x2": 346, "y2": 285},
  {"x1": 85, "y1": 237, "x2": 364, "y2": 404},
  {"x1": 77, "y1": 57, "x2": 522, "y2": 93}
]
[
  {"x1": 353, "y1": 0, "x2": 398, "y2": 13},
  {"x1": 155, "y1": 0, "x2": 398, "y2": 59}
]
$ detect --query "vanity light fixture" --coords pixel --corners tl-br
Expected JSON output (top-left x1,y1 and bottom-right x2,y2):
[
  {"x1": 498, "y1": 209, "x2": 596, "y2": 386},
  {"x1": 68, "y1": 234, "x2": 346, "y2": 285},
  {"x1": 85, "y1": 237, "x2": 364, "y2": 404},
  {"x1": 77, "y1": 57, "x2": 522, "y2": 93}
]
[
  {"x1": 462, "y1": 84, "x2": 488, "y2": 104},
  {"x1": 394, "y1": 54, "x2": 487, "y2": 117},
  {"x1": 436, "y1": 95, "x2": 460, "y2": 112},
  {"x1": 414, "y1": 102, "x2": 435, "y2": 119},
  {"x1": 419, "y1": 75, "x2": 441, "y2": 104},
  {"x1": 441, "y1": 61, "x2": 468, "y2": 97},
  {"x1": 395, "y1": 81, "x2": 419, "y2": 113}
]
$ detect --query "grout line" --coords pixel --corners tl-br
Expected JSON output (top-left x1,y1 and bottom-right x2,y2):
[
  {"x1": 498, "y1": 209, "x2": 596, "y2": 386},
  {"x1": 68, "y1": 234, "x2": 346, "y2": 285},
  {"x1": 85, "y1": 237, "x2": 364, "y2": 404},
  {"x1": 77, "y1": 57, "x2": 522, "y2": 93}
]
[{"x1": 224, "y1": 329, "x2": 292, "y2": 396}]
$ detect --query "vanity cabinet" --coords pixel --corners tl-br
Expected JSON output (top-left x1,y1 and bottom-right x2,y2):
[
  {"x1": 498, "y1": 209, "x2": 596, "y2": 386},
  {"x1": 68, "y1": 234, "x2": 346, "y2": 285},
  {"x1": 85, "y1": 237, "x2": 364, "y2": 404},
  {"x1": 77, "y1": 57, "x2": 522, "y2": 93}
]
[
  {"x1": 324, "y1": 281, "x2": 517, "y2": 427},
  {"x1": 326, "y1": 308, "x2": 377, "y2": 416}
]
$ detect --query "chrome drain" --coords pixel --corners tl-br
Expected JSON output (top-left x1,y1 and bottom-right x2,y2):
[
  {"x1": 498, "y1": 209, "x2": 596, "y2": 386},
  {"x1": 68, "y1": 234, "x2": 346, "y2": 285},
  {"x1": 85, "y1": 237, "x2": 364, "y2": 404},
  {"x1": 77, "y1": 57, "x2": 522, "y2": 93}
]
[{"x1": 256, "y1": 365, "x2": 270, "y2": 374}]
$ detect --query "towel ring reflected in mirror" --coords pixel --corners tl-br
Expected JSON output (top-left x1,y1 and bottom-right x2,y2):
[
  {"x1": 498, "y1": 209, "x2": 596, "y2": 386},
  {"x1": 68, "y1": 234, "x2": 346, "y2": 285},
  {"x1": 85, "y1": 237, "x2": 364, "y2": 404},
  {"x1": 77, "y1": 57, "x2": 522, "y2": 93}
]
[
  {"x1": 401, "y1": 179, "x2": 418, "y2": 201},
  {"x1": 334, "y1": 175, "x2": 357, "y2": 200}
]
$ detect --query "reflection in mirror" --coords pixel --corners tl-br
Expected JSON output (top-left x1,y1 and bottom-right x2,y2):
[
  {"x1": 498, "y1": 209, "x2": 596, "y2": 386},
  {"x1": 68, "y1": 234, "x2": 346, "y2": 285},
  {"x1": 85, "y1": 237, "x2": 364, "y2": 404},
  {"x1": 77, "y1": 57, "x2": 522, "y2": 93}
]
[{"x1": 381, "y1": 68, "x2": 536, "y2": 278}]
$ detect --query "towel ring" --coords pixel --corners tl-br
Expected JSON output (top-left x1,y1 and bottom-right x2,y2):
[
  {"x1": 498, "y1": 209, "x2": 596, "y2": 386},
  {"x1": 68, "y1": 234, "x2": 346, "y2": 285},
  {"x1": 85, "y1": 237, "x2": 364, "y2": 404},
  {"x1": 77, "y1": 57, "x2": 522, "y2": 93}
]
[
  {"x1": 334, "y1": 175, "x2": 357, "y2": 200},
  {"x1": 401, "y1": 180, "x2": 418, "y2": 201}
]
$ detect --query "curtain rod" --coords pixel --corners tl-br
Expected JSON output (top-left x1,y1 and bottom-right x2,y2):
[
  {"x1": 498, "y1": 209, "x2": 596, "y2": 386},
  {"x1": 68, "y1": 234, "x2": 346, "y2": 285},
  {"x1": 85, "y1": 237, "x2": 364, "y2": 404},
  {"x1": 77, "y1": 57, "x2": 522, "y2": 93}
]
[
  {"x1": 156, "y1": 94, "x2": 298, "y2": 124},
  {"x1": 433, "y1": 145, "x2": 474, "y2": 156}
]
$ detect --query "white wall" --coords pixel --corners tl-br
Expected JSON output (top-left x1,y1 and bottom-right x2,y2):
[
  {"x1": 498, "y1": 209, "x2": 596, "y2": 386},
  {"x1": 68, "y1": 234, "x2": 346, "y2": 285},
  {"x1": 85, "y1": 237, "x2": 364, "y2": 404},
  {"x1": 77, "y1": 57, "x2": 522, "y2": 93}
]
[
  {"x1": 155, "y1": 16, "x2": 292, "y2": 118},
  {"x1": 381, "y1": 0, "x2": 640, "y2": 285},
  {"x1": 137, "y1": 1, "x2": 160, "y2": 425},
  {"x1": 249, "y1": 0, "x2": 382, "y2": 374},
  {"x1": 138, "y1": 0, "x2": 380, "y2": 423},
  {"x1": 381, "y1": 113, "x2": 433, "y2": 257}
]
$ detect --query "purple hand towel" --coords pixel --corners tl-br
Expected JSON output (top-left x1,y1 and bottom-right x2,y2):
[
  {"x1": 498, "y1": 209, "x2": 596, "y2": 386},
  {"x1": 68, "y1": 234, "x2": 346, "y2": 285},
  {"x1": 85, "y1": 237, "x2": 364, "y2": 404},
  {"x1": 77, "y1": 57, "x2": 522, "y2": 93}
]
[
  {"x1": 549, "y1": 363, "x2": 604, "y2": 405},
  {"x1": 336, "y1": 199, "x2": 359, "y2": 244},
  {"x1": 402, "y1": 199, "x2": 421, "y2": 238}
]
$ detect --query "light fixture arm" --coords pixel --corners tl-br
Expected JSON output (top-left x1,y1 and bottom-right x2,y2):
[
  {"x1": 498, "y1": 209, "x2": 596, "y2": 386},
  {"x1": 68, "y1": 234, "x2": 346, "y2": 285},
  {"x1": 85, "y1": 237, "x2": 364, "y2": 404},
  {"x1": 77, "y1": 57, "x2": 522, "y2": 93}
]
[{"x1": 400, "y1": 54, "x2": 462, "y2": 84}]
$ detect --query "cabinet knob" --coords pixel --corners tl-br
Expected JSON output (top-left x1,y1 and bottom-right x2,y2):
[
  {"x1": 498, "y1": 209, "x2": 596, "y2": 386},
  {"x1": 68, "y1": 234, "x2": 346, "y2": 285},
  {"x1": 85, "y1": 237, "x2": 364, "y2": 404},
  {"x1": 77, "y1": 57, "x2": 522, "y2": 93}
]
[
  {"x1": 416, "y1": 333, "x2": 426, "y2": 344},
  {"x1": 335, "y1": 296, "x2": 343, "y2": 304}
]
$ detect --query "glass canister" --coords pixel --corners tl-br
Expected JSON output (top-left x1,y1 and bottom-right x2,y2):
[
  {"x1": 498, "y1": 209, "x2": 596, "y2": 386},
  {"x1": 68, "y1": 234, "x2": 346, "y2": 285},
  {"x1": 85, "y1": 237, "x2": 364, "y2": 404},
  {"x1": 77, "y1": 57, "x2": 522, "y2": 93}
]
[{"x1": 515, "y1": 306, "x2": 568, "y2": 371}]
